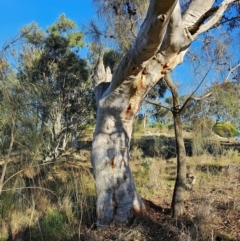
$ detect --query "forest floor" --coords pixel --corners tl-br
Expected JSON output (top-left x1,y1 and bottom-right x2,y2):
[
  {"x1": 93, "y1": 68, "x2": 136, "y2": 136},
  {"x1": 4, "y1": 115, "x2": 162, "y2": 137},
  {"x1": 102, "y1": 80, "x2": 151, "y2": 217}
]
[
  {"x1": 82, "y1": 154, "x2": 240, "y2": 241},
  {"x1": 1, "y1": 132, "x2": 240, "y2": 241}
]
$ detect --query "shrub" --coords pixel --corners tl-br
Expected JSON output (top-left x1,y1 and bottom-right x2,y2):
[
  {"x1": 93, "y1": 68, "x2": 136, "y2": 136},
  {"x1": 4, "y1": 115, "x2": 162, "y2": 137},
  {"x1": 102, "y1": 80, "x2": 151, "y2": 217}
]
[
  {"x1": 131, "y1": 147, "x2": 144, "y2": 160},
  {"x1": 31, "y1": 210, "x2": 68, "y2": 241},
  {"x1": 213, "y1": 122, "x2": 239, "y2": 138},
  {"x1": 151, "y1": 121, "x2": 165, "y2": 129},
  {"x1": 167, "y1": 123, "x2": 175, "y2": 130},
  {"x1": 133, "y1": 118, "x2": 145, "y2": 134}
]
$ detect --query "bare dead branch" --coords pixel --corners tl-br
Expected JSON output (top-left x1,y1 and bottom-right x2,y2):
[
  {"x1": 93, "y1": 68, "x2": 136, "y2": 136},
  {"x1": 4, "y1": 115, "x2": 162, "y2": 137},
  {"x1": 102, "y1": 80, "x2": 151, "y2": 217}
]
[
  {"x1": 225, "y1": 62, "x2": 240, "y2": 81},
  {"x1": 144, "y1": 98, "x2": 172, "y2": 112},
  {"x1": 180, "y1": 65, "x2": 213, "y2": 113}
]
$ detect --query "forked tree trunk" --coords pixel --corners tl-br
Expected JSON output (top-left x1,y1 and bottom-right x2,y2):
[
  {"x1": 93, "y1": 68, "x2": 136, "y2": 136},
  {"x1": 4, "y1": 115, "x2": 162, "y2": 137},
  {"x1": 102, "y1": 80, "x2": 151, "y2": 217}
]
[
  {"x1": 91, "y1": 61, "x2": 145, "y2": 225},
  {"x1": 91, "y1": 0, "x2": 234, "y2": 225},
  {"x1": 91, "y1": 1, "x2": 180, "y2": 225}
]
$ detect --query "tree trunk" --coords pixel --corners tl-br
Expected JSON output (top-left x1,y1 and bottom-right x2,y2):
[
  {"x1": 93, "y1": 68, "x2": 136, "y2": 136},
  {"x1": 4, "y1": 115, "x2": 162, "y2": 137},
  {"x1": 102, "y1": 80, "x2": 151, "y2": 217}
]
[
  {"x1": 91, "y1": 1, "x2": 180, "y2": 225},
  {"x1": 164, "y1": 74, "x2": 186, "y2": 217},
  {"x1": 91, "y1": 0, "x2": 234, "y2": 226},
  {"x1": 171, "y1": 111, "x2": 186, "y2": 217},
  {"x1": 91, "y1": 60, "x2": 144, "y2": 225},
  {"x1": 91, "y1": 110, "x2": 142, "y2": 225}
]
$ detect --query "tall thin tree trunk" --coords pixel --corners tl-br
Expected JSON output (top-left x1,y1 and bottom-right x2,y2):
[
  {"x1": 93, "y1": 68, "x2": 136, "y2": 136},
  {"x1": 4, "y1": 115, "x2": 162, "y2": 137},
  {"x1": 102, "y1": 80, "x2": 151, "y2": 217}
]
[
  {"x1": 164, "y1": 74, "x2": 186, "y2": 217},
  {"x1": 171, "y1": 111, "x2": 186, "y2": 217}
]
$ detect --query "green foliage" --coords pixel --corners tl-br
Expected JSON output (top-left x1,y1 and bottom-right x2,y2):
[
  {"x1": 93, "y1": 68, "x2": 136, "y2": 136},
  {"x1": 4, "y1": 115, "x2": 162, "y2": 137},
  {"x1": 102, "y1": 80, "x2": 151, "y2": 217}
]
[
  {"x1": 103, "y1": 49, "x2": 122, "y2": 72},
  {"x1": 0, "y1": 159, "x2": 95, "y2": 240},
  {"x1": 92, "y1": 0, "x2": 149, "y2": 52},
  {"x1": 16, "y1": 14, "x2": 94, "y2": 159},
  {"x1": 133, "y1": 118, "x2": 145, "y2": 134},
  {"x1": 191, "y1": 117, "x2": 218, "y2": 156},
  {"x1": 21, "y1": 22, "x2": 45, "y2": 45},
  {"x1": 212, "y1": 82, "x2": 240, "y2": 128},
  {"x1": 131, "y1": 147, "x2": 144, "y2": 160},
  {"x1": 224, "y1": 148, "x2": 239, "y2": 161},
  {"x1": 134, "y1": 158, "x2": 153, "y2": 186},
  {"x1": 40, "y1": 211, "x2": 67, "y2": 240},
  {"x1": 151, "y1": 121, "x2": 165, "y2": 129},
  {"x1": 213, "y1": 122, "x2": 239, "y2": 138},
  {"x1": 0, "y1": 63, "x2": 39, "y2": 156}
]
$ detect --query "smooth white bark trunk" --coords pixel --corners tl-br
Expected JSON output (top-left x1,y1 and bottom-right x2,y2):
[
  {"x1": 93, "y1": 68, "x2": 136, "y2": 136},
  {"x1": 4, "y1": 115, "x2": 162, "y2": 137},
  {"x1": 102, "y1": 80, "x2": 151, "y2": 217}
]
[
  {"x1": 91, "y1": 0, "x2": 234, "y2": 225},
  {"x1": 91, "y1": 111, "x2": 141, "y2": 225}
]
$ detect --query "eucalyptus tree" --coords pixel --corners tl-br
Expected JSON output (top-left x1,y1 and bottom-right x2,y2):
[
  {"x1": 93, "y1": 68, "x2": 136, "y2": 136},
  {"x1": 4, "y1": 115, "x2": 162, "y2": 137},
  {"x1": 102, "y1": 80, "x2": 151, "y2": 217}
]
[
  {"x1": 91, "y1": 0, "x2": 238, "y2": 225},
  {"x1": 18, "y1": 14, "x2": 93, "y2": 161}
]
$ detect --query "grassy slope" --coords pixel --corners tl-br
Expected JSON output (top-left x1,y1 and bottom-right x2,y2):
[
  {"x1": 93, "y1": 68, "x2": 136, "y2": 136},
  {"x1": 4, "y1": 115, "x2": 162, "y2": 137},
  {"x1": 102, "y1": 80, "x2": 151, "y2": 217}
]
[{"x1": 0, "y1": 129, "x2": 240, "y2": 241}]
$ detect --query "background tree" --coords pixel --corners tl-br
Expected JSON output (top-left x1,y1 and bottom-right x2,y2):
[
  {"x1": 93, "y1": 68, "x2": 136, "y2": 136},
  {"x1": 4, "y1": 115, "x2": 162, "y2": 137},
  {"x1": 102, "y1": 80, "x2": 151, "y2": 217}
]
[{"x1": 18, "y1": 14, "x2": 94, "y2": 161}]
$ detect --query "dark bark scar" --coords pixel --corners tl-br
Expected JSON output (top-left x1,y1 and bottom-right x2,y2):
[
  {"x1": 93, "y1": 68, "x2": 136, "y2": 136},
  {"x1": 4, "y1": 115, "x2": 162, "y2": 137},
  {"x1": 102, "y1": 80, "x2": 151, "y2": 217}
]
[
  {"x1": 125, "y1": 103, "x2": 132, "y2": 119},
  {"x1": 111, "y1": 156, "x2": 116, "y2": 169},
  {"x1": 158, "y1": 14, "x2": 166, "y2": 22},
  {"x1": 142, "y1": 65, "x2": 149, "y2": 75}
]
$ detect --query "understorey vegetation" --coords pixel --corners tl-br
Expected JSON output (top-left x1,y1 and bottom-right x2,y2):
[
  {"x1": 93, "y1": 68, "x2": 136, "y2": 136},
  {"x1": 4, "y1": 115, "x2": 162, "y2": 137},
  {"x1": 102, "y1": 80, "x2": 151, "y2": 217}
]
[{"x1": 0, "y1": 132, "x2": 239, "y2": 240}]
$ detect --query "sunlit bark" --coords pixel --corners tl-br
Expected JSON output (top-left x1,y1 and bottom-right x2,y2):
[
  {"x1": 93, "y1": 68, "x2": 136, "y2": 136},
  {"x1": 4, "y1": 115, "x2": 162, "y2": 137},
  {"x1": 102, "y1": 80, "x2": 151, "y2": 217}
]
[{"x1": 91, "y1": 0, "x2": 234, "y2": 225}]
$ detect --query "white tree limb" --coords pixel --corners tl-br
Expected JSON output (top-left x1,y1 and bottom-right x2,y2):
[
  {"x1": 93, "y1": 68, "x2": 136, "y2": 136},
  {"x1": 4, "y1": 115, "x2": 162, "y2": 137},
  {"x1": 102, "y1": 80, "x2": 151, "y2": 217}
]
[
  {"x1": 190, "y1": 92, "x2": 212, "y2": 101},
  {"x1": 144, "y1": 98, "x2": 171, "y2": 111},
  {"x1": 193, "y1": 0, "x2": 236, "y2": 37},
  {"x1": 107, "y1": 0, "x2": 177, "y2": 93},
  {"x1": 182, "y1": 0, "x2": 215, "y2": 28},
  {"x1": 93, "y1": 55, "x2": 112, "y2": 102},
  {"x1": 158, "y1": 1, "x2": 193, "y2": 62}
]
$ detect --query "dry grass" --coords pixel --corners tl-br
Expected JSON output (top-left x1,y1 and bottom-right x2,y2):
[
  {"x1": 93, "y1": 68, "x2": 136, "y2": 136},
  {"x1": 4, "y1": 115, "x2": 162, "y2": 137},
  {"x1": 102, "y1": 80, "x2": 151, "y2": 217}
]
[
  {"x1": 129, "y1": 148, "x2": 240, "y2": 241},
  {"x1": 0, "y1": 146, "x2": 240, "y2": 240}
]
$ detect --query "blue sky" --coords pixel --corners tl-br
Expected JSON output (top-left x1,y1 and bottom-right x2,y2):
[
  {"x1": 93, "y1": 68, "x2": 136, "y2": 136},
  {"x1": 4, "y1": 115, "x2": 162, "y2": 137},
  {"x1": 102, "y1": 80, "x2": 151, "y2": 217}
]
[
  {"x1": 0, "y1": 1, "x2": 238, "y2": 95},
  {"x1": 0, "y1": 0, "x2": 95, "y2": 50}
]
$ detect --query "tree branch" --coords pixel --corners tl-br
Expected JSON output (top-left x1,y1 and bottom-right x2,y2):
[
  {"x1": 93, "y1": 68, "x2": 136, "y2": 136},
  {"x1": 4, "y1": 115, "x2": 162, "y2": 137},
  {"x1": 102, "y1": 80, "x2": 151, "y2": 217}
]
[
  {"x1": 0, "y1": 109, "x2": 16, "y2": 195},
  {"x1": 210, "y1": 15, "x2": 240, "y2": 29},
  {"x1": 182, "y1": 0, "x2": 215, "y2": 28},
  {"x1": 93, "y1": 55, "x2": 112, "y2": 102},
  {"x1": 180, "y1": 65, "x2": 212, "y2": 113},
  {"x1": 108, "y1": 0, "x2": 178, "y2": 93},
  {"x1": 190, "y1": 92, "x2": 212, "y2": 101},
  {"x1": 187, "y1": 6, "x2": 219, "y2": 35},
  {"x1": 193, "y1": 0, "x2": 235, "y2": 37},
  {"x1": 158, "y1": 1, "x2": 193, "y2": 62},
  {"x1": 144, "y1": 98, "x2": 172, "y2": 112},
  {"x1": 225, "y1": 62, "x2": 240, "y2": 81},
  {"x1": 164, "y1": 73, "x2": 180, "y2": 112}
]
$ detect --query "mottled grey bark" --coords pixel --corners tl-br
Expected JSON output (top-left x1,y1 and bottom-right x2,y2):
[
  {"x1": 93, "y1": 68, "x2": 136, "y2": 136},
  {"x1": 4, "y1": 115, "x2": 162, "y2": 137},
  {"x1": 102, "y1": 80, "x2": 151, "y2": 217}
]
[{"x1": 91, "y1": 0, "x2": 234, "y2": 225}]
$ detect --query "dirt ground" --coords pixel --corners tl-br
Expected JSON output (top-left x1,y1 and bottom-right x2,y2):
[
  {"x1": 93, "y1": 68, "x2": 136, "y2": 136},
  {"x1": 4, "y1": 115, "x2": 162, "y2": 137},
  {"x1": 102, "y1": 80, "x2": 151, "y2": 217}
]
[{"x1": 82, "y1": 196, "x2": 240, "y2": 241}]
